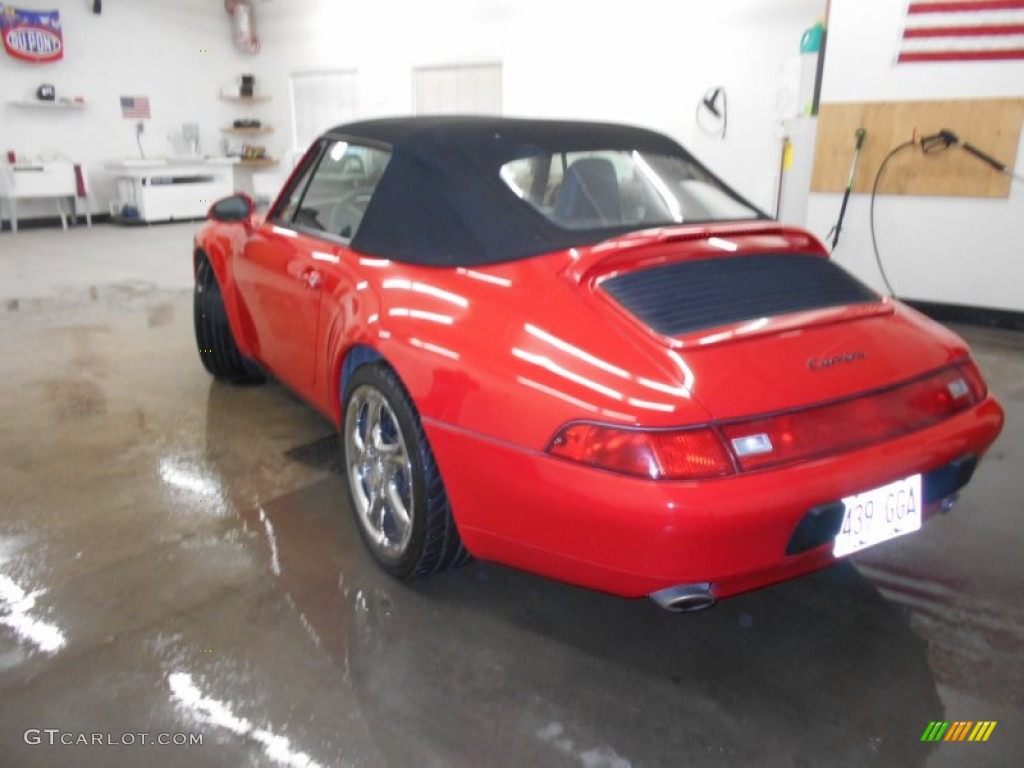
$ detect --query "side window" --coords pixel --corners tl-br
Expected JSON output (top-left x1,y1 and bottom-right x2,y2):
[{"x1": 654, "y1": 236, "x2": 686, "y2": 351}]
[
  {"x1": 272, "y1": 140, "x2": 392, "y2": 242},
  {"x1": 271, "y1": 141, "x2": 324, "y2": 225}
]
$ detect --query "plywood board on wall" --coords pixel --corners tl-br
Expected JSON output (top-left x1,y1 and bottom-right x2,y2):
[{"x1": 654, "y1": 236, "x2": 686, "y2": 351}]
[{"x1": 811, "y1": 99, "x2": 1024, "y2": 198}]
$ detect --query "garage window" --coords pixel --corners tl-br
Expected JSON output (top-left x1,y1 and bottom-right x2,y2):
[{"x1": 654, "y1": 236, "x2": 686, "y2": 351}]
[
  {"x1": 290, "y1": 70, "x2": 359, "y2": 153},
  {"x1": 413, "y1": 63, "x2": 502, "y2": 114}
]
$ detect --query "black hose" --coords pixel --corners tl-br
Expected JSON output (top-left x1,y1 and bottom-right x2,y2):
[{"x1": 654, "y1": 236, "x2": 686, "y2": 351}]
[
  {"x1": 869, "y1": 130, "x2": 1015, "y2": 299},
  {"x1": 868, "y1": 141, "x2": 916, "y2": 298}
]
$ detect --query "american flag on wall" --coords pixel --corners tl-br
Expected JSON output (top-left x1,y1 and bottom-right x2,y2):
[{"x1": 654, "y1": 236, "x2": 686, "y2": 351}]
[
  {"x1": 119, "y1": 95, "x2": 151, "y2": 118},
  {"x1": 898, "y1": 0, "x2": 1024, "y2": 62}
]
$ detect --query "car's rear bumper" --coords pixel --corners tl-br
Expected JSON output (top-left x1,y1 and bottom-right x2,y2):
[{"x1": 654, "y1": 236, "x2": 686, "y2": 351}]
[{"x1": 425, "y1": 396, "x2": 1004, "y2": 600}]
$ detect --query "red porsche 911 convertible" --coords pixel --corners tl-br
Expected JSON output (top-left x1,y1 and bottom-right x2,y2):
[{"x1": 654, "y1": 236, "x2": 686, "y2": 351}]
[{"x1": 193, "y1": 117, "x2": 1004, "y2": 611}]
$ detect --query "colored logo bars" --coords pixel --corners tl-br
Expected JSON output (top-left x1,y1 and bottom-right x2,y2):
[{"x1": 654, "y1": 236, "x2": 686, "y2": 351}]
[{"x1": 921, "y1": 721, "x2": 997, "y2": 742}]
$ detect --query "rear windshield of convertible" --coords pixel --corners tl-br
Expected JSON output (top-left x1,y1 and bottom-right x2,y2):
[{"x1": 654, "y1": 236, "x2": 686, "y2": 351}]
[{"x1": 500, "y1": 150, "x2": 759, "y2": 230}]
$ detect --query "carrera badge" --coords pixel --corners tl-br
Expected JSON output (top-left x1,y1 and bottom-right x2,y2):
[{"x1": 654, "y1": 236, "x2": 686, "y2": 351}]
[{"x1": 807, "y1": 350, "x2": 867, "y2": 371}]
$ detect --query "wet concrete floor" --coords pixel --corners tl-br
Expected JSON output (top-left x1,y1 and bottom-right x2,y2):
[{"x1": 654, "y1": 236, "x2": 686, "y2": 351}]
[{"x1": 0, "y1": 224, "x2": 1021, "y2": 767}]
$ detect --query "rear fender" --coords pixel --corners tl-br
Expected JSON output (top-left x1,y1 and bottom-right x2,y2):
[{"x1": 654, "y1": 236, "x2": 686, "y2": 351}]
[
  {"x1": 331, "y1": 339, "x2": 437, "y2": 428},
  {"x1": 339, "y1": 345, "x2": 384, "y2": 402}
]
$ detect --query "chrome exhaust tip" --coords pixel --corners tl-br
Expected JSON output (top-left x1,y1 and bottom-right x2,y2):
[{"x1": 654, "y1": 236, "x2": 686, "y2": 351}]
[{"x1": 649, "y1": 582, "x2": 716, "y2": 613}]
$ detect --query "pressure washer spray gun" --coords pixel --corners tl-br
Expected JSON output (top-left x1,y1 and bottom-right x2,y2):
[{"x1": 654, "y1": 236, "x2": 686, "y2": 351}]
[{"x1": 919, "y1": 129, "x2": 1024, "y2": 184}]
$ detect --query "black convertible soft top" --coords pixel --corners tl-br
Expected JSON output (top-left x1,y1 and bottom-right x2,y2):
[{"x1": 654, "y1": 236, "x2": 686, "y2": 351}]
[{"x1": 324, "y1": 116, "x2": 759, "y2": 267}]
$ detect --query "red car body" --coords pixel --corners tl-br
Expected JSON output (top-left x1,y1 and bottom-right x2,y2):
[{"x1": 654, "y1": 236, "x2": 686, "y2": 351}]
[{"x1": 194, "y1": 118, "x2": 1003, "y2": 607}]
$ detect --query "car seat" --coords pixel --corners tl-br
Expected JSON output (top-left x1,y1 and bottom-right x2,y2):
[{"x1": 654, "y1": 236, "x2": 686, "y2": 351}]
[{"x1": 554, "y1": 157, "x2": 621, "y2": 226}]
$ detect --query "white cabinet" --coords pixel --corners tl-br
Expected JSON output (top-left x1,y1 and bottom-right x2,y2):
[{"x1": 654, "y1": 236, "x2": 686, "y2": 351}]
[{"x1": 105, "y1": 159, "x2": 238, "y2": 223}]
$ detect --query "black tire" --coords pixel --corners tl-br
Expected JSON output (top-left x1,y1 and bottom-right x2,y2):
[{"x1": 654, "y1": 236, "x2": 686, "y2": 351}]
[
  {"x1": 193, "y1": 256, "x2": 263, "y2": 384},
  {"x1": 342, "y1": 363, "x2": 470, "y2": 579}
]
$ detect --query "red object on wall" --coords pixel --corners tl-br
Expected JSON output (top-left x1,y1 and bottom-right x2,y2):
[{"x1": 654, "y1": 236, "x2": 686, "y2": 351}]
[{"x1": 225, "y1": 0, "x2": 260, "y2": 55}]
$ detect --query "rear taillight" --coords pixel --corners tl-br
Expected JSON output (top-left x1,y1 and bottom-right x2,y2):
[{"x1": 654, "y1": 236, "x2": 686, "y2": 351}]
[
  {"x1": 547, "y1": 362, "x2": 986, "y2": 480},
  {"x1": 720, "y1": 362, "x2": 985, "y2": 472},
  {"x1": 547, "y1": 424, "x2": 734, "y2": 480}
]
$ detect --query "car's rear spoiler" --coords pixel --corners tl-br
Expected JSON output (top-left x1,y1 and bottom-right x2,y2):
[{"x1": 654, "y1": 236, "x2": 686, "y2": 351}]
[{"x1": 562, "y1": 223, "x2": 827, "y2": 286}]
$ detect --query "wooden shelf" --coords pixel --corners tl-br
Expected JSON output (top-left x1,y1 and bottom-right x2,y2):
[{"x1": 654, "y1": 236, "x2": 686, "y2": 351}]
[
  {"x1": 221, "y1": 126, "x2": 274, "y2": 135},
  {"x1": 7, "y1": 99, "x2": 86, "y2": 110},
  {"x1": 221, "y1": 89, "x2": 277, "y2": 178},
  {"x1": 219, "y1": 94, "x2": 271, "y2": 103}
]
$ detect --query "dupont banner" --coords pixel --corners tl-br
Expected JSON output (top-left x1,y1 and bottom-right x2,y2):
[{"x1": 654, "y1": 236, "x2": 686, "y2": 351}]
[{"x1": 0, "y1": 5, "x2": 63, "y2": 63}]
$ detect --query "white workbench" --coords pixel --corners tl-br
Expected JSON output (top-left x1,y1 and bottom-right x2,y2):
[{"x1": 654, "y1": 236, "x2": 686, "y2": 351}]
[
  {"x1": 0, "y1": 161, "x2": 89, "y2": 234},
  {"x1": 105, "y1": 158, "x2": 238, "y2": 223}
]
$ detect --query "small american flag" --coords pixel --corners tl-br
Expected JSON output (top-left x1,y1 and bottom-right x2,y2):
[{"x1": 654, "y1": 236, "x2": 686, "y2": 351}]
[
  {"x1": 899, "y1": 0, "x2": 1024, "y2": 62},
  {"x1": 120, "y1": 95, "x2": 151, "y2": 119}
]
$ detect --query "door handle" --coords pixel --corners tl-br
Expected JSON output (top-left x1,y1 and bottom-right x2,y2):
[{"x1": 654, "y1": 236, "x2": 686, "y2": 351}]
[{"x1": 300, "y1": 269, "x2": 323, "y2": 290}]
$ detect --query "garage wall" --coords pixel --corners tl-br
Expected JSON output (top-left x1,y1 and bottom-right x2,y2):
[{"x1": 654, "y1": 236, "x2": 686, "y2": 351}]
[
  {"x1": 805, "y1": 0, "x2": 1024, "y2": 312},
  {"x1": 1, "y1": 0, "x2": 823, "y2": 222},
  {"x1": 0, "y1": 1, "x2": 264, "y2": 219},
  {"x1": 254, "y1": 0, "x2": 824, "y2": 212}
]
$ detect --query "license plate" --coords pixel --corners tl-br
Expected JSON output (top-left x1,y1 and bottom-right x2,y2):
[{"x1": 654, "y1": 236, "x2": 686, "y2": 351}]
[{"x1": 833, "y1": 474, "x2": 922, "y2": 557}]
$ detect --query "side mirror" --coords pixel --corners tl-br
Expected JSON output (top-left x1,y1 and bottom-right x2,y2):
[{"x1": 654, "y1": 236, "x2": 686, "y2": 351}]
[{"x1": 208, "y1": 193, "x2": 254, "y2": 223}]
